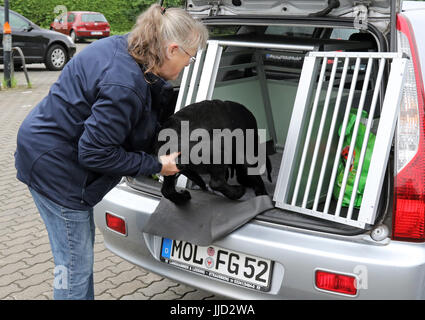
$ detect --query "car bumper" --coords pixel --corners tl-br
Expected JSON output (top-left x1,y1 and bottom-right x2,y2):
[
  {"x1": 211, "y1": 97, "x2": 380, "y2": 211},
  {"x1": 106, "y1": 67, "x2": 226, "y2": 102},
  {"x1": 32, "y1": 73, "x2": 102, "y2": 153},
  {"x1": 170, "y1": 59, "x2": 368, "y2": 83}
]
[
  {"x1": 94, "y1": 182, "x2": 425, "y2": 300},
  {"x1": 68, "y1": 45, "x2": 77, "y2": 59},
  {"x1": 75, "y1": 30, "x2": 110, "y2": 38}
]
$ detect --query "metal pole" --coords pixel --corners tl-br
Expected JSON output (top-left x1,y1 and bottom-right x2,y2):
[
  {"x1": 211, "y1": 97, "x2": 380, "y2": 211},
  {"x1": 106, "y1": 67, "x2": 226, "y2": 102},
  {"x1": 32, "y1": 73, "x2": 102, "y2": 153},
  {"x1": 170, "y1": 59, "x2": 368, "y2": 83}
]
[
  {"x1": 3, "y1": 0, "x2": 12, "y2": 88},
  {"x1": 390, "y1": 0, "x2": 397, "y2": 52}
]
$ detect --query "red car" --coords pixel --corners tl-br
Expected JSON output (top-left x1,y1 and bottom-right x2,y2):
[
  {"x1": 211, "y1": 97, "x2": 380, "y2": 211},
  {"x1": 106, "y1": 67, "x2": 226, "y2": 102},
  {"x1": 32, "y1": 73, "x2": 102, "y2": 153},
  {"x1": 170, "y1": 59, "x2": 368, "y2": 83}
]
[{"x1": 50, "y1": 11, "x2": 110, "y2": 43}]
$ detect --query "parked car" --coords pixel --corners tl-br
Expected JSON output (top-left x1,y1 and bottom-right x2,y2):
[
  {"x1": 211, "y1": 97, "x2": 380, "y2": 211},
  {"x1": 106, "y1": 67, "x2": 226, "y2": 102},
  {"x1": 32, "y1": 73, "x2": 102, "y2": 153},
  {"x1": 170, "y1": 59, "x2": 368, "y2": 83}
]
[
  {"x1": 93, "y1": 0, "x2": 425, "y2": 299},
  {"x1": 0, "y1": 6, "x2": 76, "y2": 71},
  {"x1": 50, "y1": 11, "x2": 110, "y2": 43}
]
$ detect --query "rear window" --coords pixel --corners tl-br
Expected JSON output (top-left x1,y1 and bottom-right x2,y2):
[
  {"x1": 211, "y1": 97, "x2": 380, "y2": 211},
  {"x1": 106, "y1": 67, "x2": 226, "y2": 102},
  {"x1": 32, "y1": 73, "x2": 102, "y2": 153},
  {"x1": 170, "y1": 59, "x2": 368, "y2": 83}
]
[
  {"x1": 330, "y1": 28, "x2": 360, "y2": 40},
  {"x1": 265, "y1": 25, "x2": 315, "y2": 37},
  {"x1": 81, "y1": 13, "x2": 107, "y2": 23},
  {"x1": 208, "y1": 25, "x2": 240, "y2": 37},
  {"x1": 265, "y1": 25, "x2": 361, "y2": 40}
]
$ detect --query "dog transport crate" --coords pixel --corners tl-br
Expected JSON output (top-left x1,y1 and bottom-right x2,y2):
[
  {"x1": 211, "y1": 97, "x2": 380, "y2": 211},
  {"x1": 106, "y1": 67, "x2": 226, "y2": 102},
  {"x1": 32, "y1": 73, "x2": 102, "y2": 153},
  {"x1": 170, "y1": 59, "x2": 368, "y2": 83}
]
[{"x1": 175, "y1": 38, "x2": 407, "y2": 229}]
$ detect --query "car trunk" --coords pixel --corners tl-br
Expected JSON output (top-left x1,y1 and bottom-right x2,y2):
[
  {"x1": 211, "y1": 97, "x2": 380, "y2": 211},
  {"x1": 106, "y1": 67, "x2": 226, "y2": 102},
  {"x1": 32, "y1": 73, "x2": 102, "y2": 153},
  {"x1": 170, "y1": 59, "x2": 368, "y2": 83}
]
[
  {"x1": 81, "y1": 13, "x2": 108, "y2": 30},
  {"x1": 83, "y1": 22, "x2": 108, "y2": 30},
  {"x1": 128, "y1": 15, "x2": 407, "y2": 236}
]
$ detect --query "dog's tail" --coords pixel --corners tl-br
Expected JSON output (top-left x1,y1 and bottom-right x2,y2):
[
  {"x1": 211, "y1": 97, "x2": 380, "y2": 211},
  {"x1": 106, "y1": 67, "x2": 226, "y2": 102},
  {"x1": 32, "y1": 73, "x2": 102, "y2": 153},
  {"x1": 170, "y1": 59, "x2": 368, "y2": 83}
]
[{"x1": 266, "y1": 156, "x2": 272, "y2": 182}]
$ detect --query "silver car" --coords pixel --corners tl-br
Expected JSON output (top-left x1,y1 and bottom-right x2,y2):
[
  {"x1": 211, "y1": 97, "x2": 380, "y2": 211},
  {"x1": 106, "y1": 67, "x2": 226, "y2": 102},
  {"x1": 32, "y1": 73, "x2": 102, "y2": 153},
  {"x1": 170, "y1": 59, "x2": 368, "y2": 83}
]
[{"x1": 94, "y1": 0, "x2": 425, "y2": 299}]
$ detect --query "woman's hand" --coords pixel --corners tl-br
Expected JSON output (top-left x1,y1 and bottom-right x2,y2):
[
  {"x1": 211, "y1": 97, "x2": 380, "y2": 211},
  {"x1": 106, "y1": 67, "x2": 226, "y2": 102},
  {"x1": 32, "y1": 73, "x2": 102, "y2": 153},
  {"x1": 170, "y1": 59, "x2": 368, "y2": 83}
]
[{"x1": 159, "y1": 152, "x2": 180, "y2": 176}]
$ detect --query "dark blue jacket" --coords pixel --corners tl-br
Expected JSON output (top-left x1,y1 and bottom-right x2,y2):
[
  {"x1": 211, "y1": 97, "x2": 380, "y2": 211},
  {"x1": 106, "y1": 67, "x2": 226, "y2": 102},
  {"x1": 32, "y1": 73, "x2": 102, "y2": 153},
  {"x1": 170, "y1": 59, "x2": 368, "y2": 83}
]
[{"x1": 15, "y1": 35, "x2": 173, "y2": 210}]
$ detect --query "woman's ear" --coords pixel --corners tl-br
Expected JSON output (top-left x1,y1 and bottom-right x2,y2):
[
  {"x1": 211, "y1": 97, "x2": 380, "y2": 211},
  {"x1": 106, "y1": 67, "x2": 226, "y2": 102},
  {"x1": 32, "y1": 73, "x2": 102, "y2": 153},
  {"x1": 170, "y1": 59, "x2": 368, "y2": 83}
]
[{"x1": 166, "y1": 43, "x2": 179, "y2": 59}]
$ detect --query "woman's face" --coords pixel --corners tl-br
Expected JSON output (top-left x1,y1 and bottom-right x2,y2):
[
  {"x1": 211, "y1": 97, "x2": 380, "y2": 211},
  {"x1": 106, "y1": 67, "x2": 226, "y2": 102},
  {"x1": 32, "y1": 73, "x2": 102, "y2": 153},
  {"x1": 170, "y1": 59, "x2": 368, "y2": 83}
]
[{"x1": 156, "y1": 43, "x2": 197, "y2": 80}]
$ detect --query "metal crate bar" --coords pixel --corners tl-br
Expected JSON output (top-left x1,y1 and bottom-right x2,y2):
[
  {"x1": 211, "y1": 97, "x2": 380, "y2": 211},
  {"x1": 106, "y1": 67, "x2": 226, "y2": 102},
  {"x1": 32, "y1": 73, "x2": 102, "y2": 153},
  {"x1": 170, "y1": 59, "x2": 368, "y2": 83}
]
[
  {"x1": 358, "y1": 56, "x2": 408, "y2": 224},
  {"x1": 334, "y1": 57, "x2": 374, "y2": 218},
  {"x1": 291, "y1": 57, "x2": 328, "y2": 206},
  {"x1": 196, "y1": 41, "x2": 223, "y2": 102},
  {"x1": 185, "y1": 49, "x2": 206, "y2": 106},
  {"x1": 302, "y1": 56, "x2": 339, "y2": 209},
  {"x1": 215, "y1": 40, "x2": 315, "y2": 51},
  {"x1": 273, "y1": 55, "x2": 320, "y2": 203},
  {"x1": 313, "y1": 57, "x2": 350, "y2": 211},
  {"x1": 175, "y1": 48, "x2": 206, "y2": 111},
  {"x1": 323, "y1": 57, "x2": 361, "y2": 215},
  {"x1": 274, "y1": 51, "x2": 407, "y2": 229},
  {"x1": 346, "y1": 58, "x2": 387, "y2": 220},
  {"x1": 175, "y1": 59, "x2": 193, "y2": 112},
  {"x1": 175, "y1": 49, "x2": 206, "y2": 188},
  {"x1": 255, "y1": 52, "x2": 278, "y2": 146}
]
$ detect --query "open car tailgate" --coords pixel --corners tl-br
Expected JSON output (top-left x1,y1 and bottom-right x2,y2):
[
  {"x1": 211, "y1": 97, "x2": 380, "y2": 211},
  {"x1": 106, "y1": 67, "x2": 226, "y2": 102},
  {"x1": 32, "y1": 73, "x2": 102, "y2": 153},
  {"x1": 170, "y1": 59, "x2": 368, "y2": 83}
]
[{"x1": 186, "y1": 0, "x2": 400, "y2": 18}]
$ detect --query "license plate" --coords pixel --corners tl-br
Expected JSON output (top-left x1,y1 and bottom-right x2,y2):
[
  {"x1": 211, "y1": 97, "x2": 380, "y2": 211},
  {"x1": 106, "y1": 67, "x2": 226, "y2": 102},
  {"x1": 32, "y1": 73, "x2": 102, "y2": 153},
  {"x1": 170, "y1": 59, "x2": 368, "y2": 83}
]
[
  {"x1": 160, "y1": 238, "x2": 273, "y2": 292},
  {"x1": 91, "y1": 31, "x2": 103, "y2": 35}
]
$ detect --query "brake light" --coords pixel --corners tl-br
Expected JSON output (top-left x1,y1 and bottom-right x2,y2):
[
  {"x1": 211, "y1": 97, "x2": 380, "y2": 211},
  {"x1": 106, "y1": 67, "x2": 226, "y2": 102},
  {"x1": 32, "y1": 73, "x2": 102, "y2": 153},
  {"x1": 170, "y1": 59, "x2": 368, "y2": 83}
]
[
  {"x1": 106, "y1": 212, "x2": 127, "y2": 235},
  {"x1": 393, "y1": 14, "x2": 425, "y2": 242},
  {"x1": 315, "y1": 270, "x2": 357, "y2": 296}
]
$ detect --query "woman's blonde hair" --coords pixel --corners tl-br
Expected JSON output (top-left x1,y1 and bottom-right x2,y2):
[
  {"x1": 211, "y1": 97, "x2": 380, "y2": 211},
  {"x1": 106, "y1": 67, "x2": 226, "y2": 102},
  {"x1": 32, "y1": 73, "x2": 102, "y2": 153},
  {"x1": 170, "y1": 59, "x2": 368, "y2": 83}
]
[{"x1": 128, "y1": 4, "x2": 209, "y2": 74}]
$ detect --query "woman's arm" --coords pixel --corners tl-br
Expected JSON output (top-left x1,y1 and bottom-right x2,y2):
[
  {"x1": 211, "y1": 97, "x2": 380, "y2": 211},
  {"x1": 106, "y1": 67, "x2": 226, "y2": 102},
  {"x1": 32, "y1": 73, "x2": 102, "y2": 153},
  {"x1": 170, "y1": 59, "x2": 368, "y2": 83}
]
[{"x1": 78, "y1": 84, "x2": 162, "y2": 176}]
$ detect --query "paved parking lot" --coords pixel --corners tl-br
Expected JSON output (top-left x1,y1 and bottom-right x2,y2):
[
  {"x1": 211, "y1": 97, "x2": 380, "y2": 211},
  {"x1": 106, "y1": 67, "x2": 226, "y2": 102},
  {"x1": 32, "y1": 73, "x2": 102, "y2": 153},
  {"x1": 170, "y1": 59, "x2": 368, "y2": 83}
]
[{"x1": 0, "y1": 42, "x2": 221, "y2": 300}]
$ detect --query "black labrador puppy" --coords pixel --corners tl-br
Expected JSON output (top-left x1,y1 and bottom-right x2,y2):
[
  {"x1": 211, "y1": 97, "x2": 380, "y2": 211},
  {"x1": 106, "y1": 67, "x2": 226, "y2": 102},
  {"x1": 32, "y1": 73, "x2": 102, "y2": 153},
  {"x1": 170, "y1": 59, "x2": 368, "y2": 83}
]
[{"x1": 155, "y1": 99, "x2": 271, "y2": 205}]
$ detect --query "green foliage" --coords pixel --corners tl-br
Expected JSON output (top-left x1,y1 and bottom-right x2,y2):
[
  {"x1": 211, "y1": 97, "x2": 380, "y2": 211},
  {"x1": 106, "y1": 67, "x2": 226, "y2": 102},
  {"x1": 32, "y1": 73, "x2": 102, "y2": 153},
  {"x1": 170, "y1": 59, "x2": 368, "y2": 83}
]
[
  {"x1": 2, "y1": 76, "x2": 17, "y2": 88},
  {"x1": 0, "y1": 0, "x2": 185, "y2": 32}
]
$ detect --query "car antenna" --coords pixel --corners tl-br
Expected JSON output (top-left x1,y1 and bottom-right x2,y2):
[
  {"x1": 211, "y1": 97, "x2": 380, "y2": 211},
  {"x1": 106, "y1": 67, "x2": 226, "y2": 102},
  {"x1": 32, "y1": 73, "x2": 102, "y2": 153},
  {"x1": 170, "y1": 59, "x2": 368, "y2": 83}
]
[{"x1": 308, "y1": 0, "x2": 340, "y2": 17}]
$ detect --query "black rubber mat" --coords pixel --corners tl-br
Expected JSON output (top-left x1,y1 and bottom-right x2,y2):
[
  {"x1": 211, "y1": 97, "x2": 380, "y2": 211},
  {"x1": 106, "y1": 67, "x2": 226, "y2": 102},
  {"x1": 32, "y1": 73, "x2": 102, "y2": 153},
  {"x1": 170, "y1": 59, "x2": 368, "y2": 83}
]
[{"x1": 142, "y1": 189, "x2": 274, "y2": 246}]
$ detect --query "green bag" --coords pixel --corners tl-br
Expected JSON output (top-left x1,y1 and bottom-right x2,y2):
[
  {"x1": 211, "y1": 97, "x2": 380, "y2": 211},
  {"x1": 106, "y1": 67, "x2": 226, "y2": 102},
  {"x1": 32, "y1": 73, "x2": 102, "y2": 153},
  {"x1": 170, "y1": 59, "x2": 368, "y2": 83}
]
[{"x1": 333, "y1": 110, "x2": 376, "y2": 208}]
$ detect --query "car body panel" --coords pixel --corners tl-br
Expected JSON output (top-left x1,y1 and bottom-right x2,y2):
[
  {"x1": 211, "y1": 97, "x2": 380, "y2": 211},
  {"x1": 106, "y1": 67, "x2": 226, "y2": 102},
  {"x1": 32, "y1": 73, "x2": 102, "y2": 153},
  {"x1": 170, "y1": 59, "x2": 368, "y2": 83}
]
[
  {"x1": 186, "y1": 0, "x2": 400, "y2": 17},
  {"x1": 10, "y1": 29, "x2": 48, "y2": 61},
  {"x1": 94, "y1": 183, "x2": 425, "y2": 299},
  {"x1": 401, "y1": 3, "x2": 425, "y2": 84}
]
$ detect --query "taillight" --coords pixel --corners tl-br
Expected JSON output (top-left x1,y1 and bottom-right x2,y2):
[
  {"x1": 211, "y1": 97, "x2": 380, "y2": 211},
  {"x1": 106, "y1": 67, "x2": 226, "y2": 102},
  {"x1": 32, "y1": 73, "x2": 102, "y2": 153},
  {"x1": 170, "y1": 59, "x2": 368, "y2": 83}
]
[
  {"x1": 106, "y1": 212, "x2": 127, "y2": 236},
  {"x1": 393, "y1": 14, "x2": 425, "y2": 242},
  {"x1": 315, "y1": 270, "x2": 357, "y2": 296}
]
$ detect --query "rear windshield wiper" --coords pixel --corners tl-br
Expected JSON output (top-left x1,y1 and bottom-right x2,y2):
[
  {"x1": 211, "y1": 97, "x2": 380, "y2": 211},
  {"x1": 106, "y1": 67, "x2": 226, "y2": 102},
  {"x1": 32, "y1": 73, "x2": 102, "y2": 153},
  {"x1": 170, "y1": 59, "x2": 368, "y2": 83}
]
[{"x1": 309, "y1": 0, "x2": 340, "y2": 17}]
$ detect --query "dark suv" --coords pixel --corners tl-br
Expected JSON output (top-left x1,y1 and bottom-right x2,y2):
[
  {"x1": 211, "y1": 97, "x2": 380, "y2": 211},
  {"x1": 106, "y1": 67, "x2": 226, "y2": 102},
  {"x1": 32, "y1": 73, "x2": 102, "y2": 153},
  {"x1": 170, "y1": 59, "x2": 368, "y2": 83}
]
[{"x1": 0, "y1": 6, "x2": 76, "y2": 71}]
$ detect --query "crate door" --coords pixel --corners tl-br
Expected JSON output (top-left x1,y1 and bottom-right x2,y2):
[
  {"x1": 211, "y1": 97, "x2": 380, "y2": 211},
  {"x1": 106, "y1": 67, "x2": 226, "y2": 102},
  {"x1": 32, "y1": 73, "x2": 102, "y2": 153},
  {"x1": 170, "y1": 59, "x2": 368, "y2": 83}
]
[{"x1": 273, "y1": 52, "x2": 407, "y2": 229}]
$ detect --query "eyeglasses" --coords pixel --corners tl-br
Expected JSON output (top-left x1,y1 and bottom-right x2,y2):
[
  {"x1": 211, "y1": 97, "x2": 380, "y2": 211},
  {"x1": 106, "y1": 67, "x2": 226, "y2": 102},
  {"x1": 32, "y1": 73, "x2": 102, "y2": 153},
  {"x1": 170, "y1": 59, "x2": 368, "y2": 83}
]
[{"x1": 180, "y1": 47, "x2": 196, "y2": 64}]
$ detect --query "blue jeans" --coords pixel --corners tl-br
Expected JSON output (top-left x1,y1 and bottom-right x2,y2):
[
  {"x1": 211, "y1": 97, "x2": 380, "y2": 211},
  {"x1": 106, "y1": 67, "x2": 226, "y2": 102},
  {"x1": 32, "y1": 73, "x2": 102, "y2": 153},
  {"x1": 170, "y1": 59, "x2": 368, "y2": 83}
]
[{"x1": 29, "y1": 187, "x2": 95, "y2": 300}]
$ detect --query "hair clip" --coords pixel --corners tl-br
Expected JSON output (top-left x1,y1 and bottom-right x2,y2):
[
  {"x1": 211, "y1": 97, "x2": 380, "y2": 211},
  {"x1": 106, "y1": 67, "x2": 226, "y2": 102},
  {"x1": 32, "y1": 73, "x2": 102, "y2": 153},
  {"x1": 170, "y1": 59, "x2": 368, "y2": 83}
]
[{"x1": 161, "y1": 7, "x2": 167, "y2": 15}]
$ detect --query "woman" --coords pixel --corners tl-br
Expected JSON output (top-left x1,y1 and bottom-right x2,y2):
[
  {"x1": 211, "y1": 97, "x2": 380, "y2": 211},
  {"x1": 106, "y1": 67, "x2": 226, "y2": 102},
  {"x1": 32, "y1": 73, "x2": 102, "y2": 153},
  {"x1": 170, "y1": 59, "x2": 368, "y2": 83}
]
[{"x1": 14, "y1": 4, "x2": 208, "y2": 300}]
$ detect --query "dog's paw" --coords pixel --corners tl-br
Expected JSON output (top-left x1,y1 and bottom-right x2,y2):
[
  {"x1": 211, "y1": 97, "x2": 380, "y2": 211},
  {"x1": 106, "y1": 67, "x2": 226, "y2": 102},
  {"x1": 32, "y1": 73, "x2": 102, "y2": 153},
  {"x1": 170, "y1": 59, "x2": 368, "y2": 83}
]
[
  {"x1": 224, "y1": 185, "x2": 246, "y2": 200},
  {"x1": 167, "y1": 190, "x2": 191, "y2": 205},
  {"x1": 254, "y1": 187, "x2": 268, "y2": 196}
]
